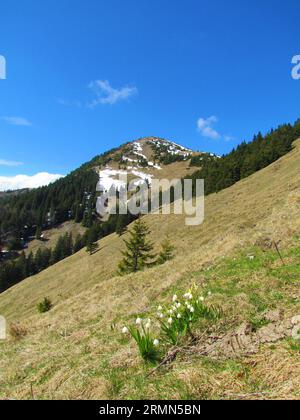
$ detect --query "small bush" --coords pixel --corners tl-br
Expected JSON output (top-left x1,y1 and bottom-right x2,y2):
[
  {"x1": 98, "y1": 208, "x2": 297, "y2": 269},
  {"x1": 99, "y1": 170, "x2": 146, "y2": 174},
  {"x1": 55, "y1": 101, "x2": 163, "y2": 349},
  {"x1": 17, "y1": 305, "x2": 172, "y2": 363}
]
[
  {"x1": 37, "y1": 297, "x2": 53, "y2": 313},
  {"x1": 9, "y1": 322, "x2": 27, "y2": 340}
]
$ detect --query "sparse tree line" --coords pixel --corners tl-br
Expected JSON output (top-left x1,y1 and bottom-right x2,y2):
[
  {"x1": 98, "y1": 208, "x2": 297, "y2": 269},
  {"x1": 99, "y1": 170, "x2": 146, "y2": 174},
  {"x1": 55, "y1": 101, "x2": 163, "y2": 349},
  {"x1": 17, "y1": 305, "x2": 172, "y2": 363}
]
[
  {"x1": 147, "y1": 141, "x2": 187, "y2": 165},
  {"x1": 0, "y1": 212, "x2": 138, "y2": 293}
]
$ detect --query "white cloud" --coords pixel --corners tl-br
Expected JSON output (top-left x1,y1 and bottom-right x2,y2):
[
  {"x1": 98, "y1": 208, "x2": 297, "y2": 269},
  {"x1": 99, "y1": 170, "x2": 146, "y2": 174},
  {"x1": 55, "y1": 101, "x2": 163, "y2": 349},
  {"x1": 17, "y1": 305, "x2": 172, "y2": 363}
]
[
  {"x1": 0, "y1": 159, "x2": 23, "y2": 167},
  {"x1": 197, "y1": 116, "x2": 221, "y2": 140},
  {"x1": 2, "y1": 116, "x2": 32, "y2": 126},
  {"x1": 88, "y1": 80, "x2": 138, "y2": 106},
  {"x1": 0, "y1": 172, "x2": 64, "y2": 191}
]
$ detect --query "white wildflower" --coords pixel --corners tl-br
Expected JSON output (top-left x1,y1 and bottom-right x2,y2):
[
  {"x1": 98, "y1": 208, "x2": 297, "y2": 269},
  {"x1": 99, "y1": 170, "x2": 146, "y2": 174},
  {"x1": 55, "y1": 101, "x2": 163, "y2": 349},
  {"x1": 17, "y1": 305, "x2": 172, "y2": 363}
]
[
  {"x1": 199, "y1": 296, "x2": 205, "y2": 302},
  {"x1": 176, "y1": 303, "x2": 181, "y2": 309},
  {"x1": 177, "y1": 314, "x2": 182, "y2": 319},
  {"x1": 122, "y1": 327, "x2": 129, "y2": 334},
  {"x1": 173, "y1": 295, "x2": 178, "y2": 303},
  {"x1": 158, "y1": 306, "x2": 163, "y2": 311},
  {"x1": 168, "y1": 317, "x2": 173, "y2": 325},
  {"x1": 145, "y1": 322, "x2": 151, "y2": 330},
  {"x1": 153, "y1": 339, "x2": 159, "y2": 347},
  {"x1": 189, "y1": 307, "x2": 195, "y2": 313},
  {"x1": 136, "y1": 318, "x2": 142, "y2": 326}
]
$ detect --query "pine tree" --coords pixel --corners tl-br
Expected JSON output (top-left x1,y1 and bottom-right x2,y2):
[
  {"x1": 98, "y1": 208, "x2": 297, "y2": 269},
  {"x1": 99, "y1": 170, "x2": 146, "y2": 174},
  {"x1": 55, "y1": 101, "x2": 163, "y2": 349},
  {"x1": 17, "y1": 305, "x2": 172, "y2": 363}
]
[
  {"x1": 86, "y1": 236, "x2": 99, "y2": 255},
  {"x1": 26, "y1": 251, "x2": 36, "y2": 277},
  {"x1": 50, "y1": 235, "x2": 65, "y2": 264},
  {"x1": 64, "y1": 233, "x2": 73, "y2": 257},
  {"x1": 42, "y1": 248, "x2": 52, "y2": 269},
  {"x1": 118, "y1": 218, "x2": 155, "y2": 275},
  {"x1": 116, "y1": 214, "x2": 129, "y2": 236},
  {"x1": 157, "y1": 238, "x2": 175, "y2": 265},
  {"x1": 35, "y1": 226, "x2": 42, "y2": 240},
  {"x1": 73, "y1": 234, "x2": 83, "y2": 253},
  {"x1": 16, "y1": 251, "x2": 27, "y2": 279},
  {"x1": 34, "y1": 248, "x2": 44, "y2": 272}
]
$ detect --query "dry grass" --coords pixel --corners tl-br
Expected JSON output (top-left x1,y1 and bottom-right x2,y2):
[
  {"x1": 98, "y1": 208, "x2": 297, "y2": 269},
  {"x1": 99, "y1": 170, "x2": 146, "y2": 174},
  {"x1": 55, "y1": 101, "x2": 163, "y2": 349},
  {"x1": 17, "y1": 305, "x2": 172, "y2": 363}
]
[
  {"x1": 25, "y1": 221, "x2": 86, "y2": 256},
  {"x1": 0, "y1": 140, "x2": 300, "y2": 399},
  {"x1": 9, "y1": 323, "x2": 28, "y2": 341}
]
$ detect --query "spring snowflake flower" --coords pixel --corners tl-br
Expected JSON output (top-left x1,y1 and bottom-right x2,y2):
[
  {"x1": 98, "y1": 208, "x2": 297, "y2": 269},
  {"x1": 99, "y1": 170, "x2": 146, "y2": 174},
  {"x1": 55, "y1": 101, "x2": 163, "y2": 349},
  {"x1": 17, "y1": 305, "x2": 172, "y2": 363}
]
[
  {"x1": 199, "y1": 296, "x2": 205, "y2": 302},
  {"x1": 177, "y1": 314, "x2": 182, "y2": 319},
  {"x1": 168, "y1": 309, "x2": 174, "y2": 315},
  {"x1": 145, "y1": 322, "x2": 151, "y2": 330},
  {"x1": 136, "y1": 318, "x2": 142, "y2": 326},
  {"x1": 158, "y1": 306, "x2": 163, "y2": 311},
  {"x1": 168, "y1": 317, "x2": 173, "y2": 325},
  {"x1": 176, "y1": 303, "x2": 181, "y2": 309},
  {"x1": 173, "y1": 295, "x2": 178, "y2": 303},
  {"x1": 122, "y1": 327, "x2": 129, "y2": 334},
  {"x1": 189, "y1": 307, "x2": 195, "y2": 313},
  {"x1": 153, "y1": 339, "x2": 159, "y2": 347},
  {"x1": 208, "y1": 291, "x2": 212, "y2": 296}
]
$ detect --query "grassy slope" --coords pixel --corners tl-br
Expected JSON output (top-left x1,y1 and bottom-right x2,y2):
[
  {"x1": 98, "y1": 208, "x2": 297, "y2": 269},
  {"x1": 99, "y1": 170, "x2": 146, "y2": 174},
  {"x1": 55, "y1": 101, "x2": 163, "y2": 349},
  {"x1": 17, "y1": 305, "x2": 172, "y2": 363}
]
[
  {"x1": 0, "y1": 140, "x2": 300, "y2": 399},
  {"x1": 25, "y1": 221, "x2": 86, "y2": 256}
]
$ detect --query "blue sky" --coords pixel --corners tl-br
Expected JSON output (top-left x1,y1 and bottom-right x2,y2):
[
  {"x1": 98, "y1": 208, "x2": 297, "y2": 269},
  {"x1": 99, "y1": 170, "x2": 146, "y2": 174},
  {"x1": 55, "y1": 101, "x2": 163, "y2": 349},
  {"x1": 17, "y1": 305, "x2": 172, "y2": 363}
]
[{"x1": 0, "y1": 0, "x2": 300, "y2": 189}]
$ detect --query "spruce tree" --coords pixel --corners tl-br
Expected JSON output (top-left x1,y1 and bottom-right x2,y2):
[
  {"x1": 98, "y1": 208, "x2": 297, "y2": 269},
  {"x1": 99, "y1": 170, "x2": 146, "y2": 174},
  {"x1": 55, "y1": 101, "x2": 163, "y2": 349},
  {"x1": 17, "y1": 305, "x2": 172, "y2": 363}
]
[
  {"x1": 86, "y1": 237, "x2": 99, "y2": 255},
  {"x1": 35, "y1": 226, "x2": 42, "y2": 240},
  {"x1": 26, "y1": 251, "x2": 36, "y2": 277},
  {"x1": 73, "y1": 234, "x2": 83, "y2": 253},
  {"x1": 118, "y1": 218, "x2": 155, "y2": 275},
  {"x1": 157, "y1": 238, "x2": 175, "y2": 265},
  {"x1": 34, "y1": 248, "x2": 44, "y2": 273},
  {"x1": 64, "y1": 233, "x2": 73, "y2": 257},
  {"x1": 86, "y1": 229, "x2": 99, "y2": 255},
  {"x1": 16, "y1": 251, "x2": 27, "y2": 279},
  {"x1": 116, "y1": 214, "x2": 129, "y2": 236}
]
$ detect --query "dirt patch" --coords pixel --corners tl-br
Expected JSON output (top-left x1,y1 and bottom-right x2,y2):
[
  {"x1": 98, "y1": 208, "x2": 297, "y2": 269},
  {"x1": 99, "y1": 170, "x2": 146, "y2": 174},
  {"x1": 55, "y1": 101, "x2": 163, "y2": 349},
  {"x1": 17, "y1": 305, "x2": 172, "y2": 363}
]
[{"x1": 189, "y1": 311, "x2": 300, "y2": 360}]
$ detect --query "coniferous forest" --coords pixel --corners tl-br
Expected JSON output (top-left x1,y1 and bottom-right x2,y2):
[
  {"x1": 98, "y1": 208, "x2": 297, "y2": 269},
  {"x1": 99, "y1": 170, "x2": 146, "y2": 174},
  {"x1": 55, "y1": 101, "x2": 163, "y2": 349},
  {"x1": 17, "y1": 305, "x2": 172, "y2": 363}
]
[{"x1": 189, "y1": 121, "x2": 300, "y2": 195}]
